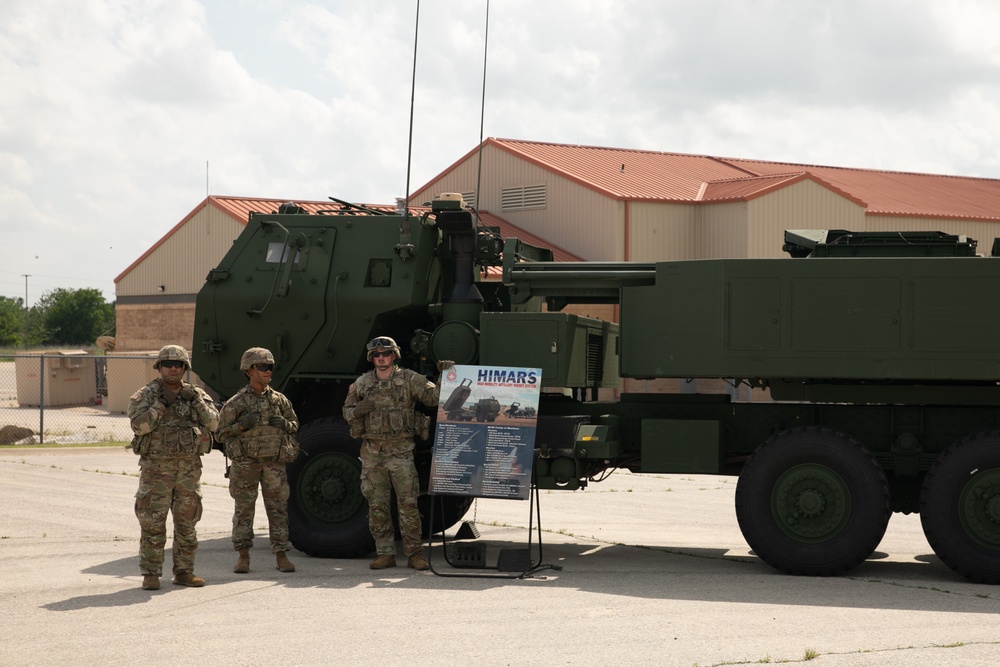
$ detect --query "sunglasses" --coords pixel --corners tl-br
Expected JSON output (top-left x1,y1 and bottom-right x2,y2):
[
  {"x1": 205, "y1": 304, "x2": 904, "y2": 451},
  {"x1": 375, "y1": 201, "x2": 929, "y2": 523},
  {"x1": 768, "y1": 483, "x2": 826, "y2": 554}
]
[
  {"x1": 254, "y1": 363, "x2": 275, "y2": 372},
  {"x1": 159, "y1": 360, "x2": 186, "y2": 369},
  {"x1": 372, "y1": 351, "x2": 394, "y2": 359}
]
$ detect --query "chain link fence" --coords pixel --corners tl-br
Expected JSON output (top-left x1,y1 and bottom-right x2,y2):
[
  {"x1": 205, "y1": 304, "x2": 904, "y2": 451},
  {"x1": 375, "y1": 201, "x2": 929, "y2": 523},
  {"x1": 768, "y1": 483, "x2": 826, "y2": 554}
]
[{"x1": 0, "y1": 353, "x2": 208, "y2": 445}]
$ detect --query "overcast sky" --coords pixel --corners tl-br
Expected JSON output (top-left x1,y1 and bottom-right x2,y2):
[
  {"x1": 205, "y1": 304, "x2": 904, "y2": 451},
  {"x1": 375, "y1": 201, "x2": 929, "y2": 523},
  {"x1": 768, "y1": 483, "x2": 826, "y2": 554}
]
[{"x1": 3, "y1": 0, "x2": 1000, "y2": 306}]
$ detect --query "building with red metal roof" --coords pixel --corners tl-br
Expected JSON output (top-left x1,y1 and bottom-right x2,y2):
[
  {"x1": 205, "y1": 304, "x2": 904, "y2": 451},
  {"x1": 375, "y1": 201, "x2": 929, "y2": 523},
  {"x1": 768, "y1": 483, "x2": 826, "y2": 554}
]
[
  {"x1": 114, "y1": 138, "x2": 1000, "y2": 356},
  {"x1": 412, "y1": 138, "x2": 1000, "y2": 262}
]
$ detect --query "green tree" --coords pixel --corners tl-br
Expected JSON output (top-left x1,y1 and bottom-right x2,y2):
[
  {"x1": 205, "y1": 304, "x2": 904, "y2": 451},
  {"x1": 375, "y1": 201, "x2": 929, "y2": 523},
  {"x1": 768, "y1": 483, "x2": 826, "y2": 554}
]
[
  {"x1": 0, "y1": 296, "x2": 27, "y2": 346},
  {"x1": 23, "y1": 303, "x2": 48, "y2": 347},
  {"x1": 35, "y1": 288, "x2": 115, "y2": 346}
]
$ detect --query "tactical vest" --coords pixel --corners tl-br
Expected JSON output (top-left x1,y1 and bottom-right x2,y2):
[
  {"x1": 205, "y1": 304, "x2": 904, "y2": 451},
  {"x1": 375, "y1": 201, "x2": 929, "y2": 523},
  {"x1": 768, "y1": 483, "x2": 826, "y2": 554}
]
[
  {"x1": 226, "y1": 423, "x2": 287, "y2": 460},
  {"x1": 352, "y1": 370, "x2": 428, "y2": 442},
  {"x1": 133, "y1": 395, "x2": 209, "y2": 458}
]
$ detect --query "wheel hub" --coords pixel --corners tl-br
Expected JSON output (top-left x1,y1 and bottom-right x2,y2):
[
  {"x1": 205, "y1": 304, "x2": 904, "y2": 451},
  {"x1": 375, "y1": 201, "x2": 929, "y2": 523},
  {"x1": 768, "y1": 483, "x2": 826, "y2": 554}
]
[
  {"x1": 959, "y1": 469, "x2": 1000, "y2": 548},
  {"x1": 321, "y1": 477, "x2": 345, "y2": 501},
  {"x1": 297, "y1": 454, "x2": 365, "y2": 526},
  {"x1": 772, "y1": 464, "x2": 850, "y2": 542},
  {"x1": 797, "y1": 489, "x2": 826, "y2": 516}
]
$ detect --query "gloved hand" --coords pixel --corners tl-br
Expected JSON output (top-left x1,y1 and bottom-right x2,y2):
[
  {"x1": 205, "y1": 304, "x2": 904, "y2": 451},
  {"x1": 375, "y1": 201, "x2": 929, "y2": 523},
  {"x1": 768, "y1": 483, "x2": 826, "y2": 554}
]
[
  {"x1": 436, "y1": 359, "x2": 455, "y2": 372},
  {"x1": 268, "y1": 415, "x2": 289, "y2": 431},
  {"x1": 351, "y1": 399, "x2": 374, "y2": 419},
  {"x1": 153, "y1": 398, "x2": 169, "y2": 416},
  {"x1": 178, "y1": 385, "x2": 198, "y2": 401},
  {"x1": 237, "y1": 412, "x2": 257, "y2": 431}
]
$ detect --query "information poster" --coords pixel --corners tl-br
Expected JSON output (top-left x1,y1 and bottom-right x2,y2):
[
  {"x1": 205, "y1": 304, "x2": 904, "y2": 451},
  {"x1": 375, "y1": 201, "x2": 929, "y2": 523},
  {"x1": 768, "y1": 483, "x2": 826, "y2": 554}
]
[{"x1": 429, "y1": 365, "x2": 541, "y2": 500}]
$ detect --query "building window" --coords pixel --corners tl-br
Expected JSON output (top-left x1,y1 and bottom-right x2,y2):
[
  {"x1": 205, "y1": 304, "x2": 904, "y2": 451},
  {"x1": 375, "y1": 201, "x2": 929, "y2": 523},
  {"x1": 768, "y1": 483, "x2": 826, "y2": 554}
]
[{"x1": 501, "y1": 184, "x2": 546, "y2": 211}]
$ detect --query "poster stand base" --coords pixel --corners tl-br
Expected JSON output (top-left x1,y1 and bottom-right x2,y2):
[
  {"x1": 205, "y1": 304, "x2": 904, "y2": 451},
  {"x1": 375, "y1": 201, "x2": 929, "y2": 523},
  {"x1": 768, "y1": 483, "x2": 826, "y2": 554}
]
[{"x1": 426, "y1": 483, "x2": 562, "y2": 579}]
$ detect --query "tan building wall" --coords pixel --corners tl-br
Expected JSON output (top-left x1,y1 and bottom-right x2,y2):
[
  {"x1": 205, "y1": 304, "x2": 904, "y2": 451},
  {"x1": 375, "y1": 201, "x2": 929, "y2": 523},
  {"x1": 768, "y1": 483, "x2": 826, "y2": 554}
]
[
  {"x1": 627, "y1": 182, "x2": 869, "y2": 263},
  {"x1": 414, "y1": 144, "x2": 625, "y2": 261},
  {"x1": 746, "y1": 180, "x2": 867, "y2": 258},
  {"x1": 115, "y1": 202, "x2": 245, "y2": 353},
  {"x1": 698, "y1": 201, "x2": 750, "y2": 259},
  {"x1": 503, "y1": 185, "x2": 623, "y2": 262},
  {"x1": 413, "y1": 152, "x2": 480, "y2": 207},
  {"x1": 626, "y1": 201, "x2": 699, "y2": 261},
  {"x1": 115, "y1": 303, "x2": 196, "y2": 353},
  {"x1": 117, "y1": 205, "x2": 244, "y2": 297}
]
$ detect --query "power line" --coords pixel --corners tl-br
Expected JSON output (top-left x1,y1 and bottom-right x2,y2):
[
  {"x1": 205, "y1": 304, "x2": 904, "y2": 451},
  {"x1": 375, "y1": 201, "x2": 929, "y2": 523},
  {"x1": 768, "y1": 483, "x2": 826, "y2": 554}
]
[{"x1": 0, "y1": 268, "x2": 115, "y2": 284}]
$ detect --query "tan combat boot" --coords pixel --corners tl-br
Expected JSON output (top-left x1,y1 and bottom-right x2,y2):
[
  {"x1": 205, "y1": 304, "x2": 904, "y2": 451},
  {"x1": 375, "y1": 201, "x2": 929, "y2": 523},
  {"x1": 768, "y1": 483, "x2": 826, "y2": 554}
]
[
  {"x1": 233, "y1": 548, "x2": 250, "y2": 574},
  {"x1": 141, "y1": 575, "x2": 160, "y2": 590},
  {"x1": 276, "y1": 551, "x2": 295, "y2": 572},
  {"x1": 172, "y1": 571, "x2": 205, "y2": 587},
  {"x1": 407, "y1": 553, "x2": 429, "y2": 570},
  {"x1": 369, "y1": 554, "x2": 397, "y2": 569}
]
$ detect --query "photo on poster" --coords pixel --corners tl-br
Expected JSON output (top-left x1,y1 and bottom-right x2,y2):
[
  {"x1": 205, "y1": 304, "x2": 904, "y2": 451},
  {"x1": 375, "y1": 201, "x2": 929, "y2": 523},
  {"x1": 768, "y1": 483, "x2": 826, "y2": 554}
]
[{"x1": 429, "y1": 365, "x2": 542, "y2": 500}]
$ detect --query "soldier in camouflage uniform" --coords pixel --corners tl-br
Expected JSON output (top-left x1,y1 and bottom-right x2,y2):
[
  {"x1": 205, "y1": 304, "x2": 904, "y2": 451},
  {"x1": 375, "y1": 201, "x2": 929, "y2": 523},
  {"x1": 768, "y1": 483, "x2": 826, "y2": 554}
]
[
  {"x1": 215, "y1": 347, "x2": 299, "y2": 574},
  {"x1": 128, "y1": 345, "x2": 219, "y2": 591},
  {"x1": 342, "y1": 336, "x2": 453, "y2": 570}
]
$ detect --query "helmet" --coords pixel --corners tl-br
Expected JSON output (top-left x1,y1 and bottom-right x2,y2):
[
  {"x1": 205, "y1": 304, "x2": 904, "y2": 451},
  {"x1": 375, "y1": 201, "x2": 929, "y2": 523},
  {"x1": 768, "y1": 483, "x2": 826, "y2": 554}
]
[
  {"x1": 366, "y1": 336, "x2": 401, "y2": 361},
  {"x1": 153, "y1": 345, "x2": 190, "y2": 370},
  {"x1": 240, "y1": 347, "x2": 275, "y2": 371}
]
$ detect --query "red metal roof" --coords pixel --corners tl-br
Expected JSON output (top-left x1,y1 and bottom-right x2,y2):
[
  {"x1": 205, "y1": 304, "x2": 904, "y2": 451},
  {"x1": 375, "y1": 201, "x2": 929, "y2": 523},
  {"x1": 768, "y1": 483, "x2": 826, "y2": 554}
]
[
  {"x1": 699, "y1": 172, "x2": 867, "y2": 207},
  {"x1": 469, "y1": 139, "x2": 1000, "y2": 221},
  {"x1": 729, "y1": 158, "x2": 1000, "y2": 220},
  {"x1": 486, "y1": 139, "x2": 743, "y2": 201},
  {"x1": 115, "y1": 195, "x2": 580, "y2": 284}
]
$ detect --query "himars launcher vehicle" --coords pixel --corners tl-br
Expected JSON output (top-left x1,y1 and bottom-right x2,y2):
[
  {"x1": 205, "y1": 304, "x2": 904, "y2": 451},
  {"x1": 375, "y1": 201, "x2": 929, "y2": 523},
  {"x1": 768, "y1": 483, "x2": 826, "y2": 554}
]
[{"x1": 193, "y1": 194, "x2": 1000, "y2": 584}]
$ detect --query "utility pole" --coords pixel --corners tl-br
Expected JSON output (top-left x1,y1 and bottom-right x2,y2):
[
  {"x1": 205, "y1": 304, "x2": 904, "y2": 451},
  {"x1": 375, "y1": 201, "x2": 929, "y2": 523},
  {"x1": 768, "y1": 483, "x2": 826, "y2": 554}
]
[{"x1": 21, "y1": 274, "x2": 29, "y2": 348}]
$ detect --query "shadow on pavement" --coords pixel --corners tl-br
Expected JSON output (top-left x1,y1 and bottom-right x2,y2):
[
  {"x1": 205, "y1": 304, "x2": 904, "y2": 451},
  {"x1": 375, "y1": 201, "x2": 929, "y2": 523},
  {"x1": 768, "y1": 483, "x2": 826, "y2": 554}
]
[{"x1": 42, "y1": 534, "x2": 998, "y2": 615}]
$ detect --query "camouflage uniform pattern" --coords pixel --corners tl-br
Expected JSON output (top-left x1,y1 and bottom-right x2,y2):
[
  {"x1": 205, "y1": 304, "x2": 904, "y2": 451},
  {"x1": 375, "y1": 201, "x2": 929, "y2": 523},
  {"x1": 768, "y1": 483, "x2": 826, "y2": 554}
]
[
  {"x1": 128, "y1": 378, "x2": 220, "y2": 577},
  {"x1": 215, "y1": 384, "x2": 298, "y2": 553},
  {"x1": 343, "y1": 366, "x2": 440, "y2": 557}
]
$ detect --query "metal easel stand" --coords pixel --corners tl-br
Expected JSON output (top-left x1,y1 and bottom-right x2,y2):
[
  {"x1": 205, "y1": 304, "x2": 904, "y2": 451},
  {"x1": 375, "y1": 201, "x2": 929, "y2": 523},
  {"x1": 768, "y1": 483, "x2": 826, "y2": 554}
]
[{"x1": 426, "y1": 481, "x2": 562, "y2": 579}]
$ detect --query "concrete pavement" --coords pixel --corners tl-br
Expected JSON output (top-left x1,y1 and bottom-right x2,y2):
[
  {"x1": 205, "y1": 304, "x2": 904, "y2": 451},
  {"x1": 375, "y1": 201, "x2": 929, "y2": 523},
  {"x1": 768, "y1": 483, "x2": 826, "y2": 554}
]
[{"x1": 0, "y1": 446, "x2": 997, "y2": 667}]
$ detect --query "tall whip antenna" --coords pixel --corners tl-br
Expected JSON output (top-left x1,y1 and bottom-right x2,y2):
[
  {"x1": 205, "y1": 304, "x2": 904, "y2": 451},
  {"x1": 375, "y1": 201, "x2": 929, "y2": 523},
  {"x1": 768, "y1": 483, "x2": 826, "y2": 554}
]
[
  {"x1": 474, "y1": 0, "x2": 490, "y2": 211},
  {"x1": 403, "y1": 0, "x2": 421, "y2": 217}
]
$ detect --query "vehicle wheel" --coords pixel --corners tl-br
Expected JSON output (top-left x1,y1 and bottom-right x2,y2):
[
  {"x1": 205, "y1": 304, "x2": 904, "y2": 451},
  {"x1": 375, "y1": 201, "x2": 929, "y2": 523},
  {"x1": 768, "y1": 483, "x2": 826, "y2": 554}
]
[
  {"x1": 735, "y1": 426, "x2": 890, "y2": 576},
  {"x1": 288, "y1": 417, "x2": 474, "y2": 556},
  {"x1": 287, "y1": 417, "x2": 373, "y2": 558},
  {"x1": 920, "y1": 431, "x2": 1000, "y2": 584}
]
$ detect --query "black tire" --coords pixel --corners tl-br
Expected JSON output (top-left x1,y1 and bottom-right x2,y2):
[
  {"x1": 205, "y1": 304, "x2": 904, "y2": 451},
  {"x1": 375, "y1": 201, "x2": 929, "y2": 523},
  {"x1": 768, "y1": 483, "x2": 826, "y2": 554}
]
[
  {"x1": 920, "y1": 431, "x2": 1000, "y2": 584},
  {"x1": 287, "y1": 417, "x2": 474, "y2": 557},
  {"x1": 287, "y1": 417, "x2": 373, "y2": 558},
  {"x1": 735, "y1": 426, "x2": 890, "y2": 576}
]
